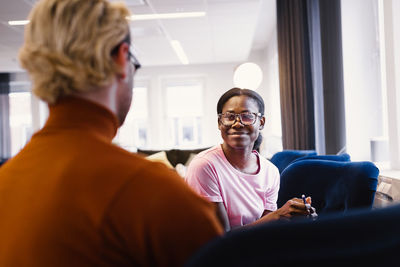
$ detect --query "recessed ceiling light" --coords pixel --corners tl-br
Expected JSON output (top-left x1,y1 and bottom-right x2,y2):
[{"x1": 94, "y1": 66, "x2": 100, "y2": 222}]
[
  {"x1": 109, "y1": 0, "x2": 145, "y2": 5},
  {"x1": 9, "y1": 12, "x2": 206, "y2": 25},
  {"x1": 170, "y1": 40, "x2": 189, "y2": 65},
  {"x1": 127, "y1": 11, "x2": 206, "y2": 21},
  {"x1": 8, "y1": 20, "x2": 30, "y2": 26}
]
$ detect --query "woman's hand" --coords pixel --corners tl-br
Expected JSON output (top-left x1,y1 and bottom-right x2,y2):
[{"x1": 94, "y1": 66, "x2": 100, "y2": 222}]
[
  {"x1": 249, "y1": 197, "x2": 315, "y2": 226},
  {"x1": 274, "y1": 197, "x2": 312, "y2": 220},
  {"x1": 256, "y1": 197, "x2": 313, "y2": 224}
]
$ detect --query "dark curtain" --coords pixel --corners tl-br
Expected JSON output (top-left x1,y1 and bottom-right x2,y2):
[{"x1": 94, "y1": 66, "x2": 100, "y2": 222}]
[
  {"x1": 277, "y1": 0, "x2": 346, "y2": 154},
  {"x1": 307, "y1": 0, "x2": 325, "y2": 154},
  {"x1": 277, "y1": 0, "x2": 315, "y2": 150},
  {"x1": 0, "y1": 73, "x2": 11, "y2": 160},
  {"x1": 318, "y1": 0, "x2": 346, "y2": 154}
]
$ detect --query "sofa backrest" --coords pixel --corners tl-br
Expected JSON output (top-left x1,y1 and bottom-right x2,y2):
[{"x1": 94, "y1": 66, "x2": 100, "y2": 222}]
[
  {"x1": 137, "y1": 148, "x2": 209, "y2": 167},
  {"x1": 185, "y1": 204, "x2": 400, "y2": 266},
  {"x1": 277, "y1": 160, "x2": 379, "y2": 215},
  {"x1": 269, "y1": 150, "x2": 317, "y2": 174}
]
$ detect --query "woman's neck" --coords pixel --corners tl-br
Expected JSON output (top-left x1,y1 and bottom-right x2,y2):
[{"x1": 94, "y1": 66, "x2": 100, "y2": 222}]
[{"x1": 221, "y1": 143, "x2": 259, "y2": 174}]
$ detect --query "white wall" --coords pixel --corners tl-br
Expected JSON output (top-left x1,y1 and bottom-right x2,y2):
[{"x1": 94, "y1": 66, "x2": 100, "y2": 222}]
[
  {"x1": 249, "y1": 26, "x2": 282, "y2": 157},
  {"x1": 382, "y1": 0, "x2": 400, "y2": 169},
  {"x1": 134, "y1": 36, "x2": 281, "y2": 151},
  {"x1": 135, "y1": 62, "x2": 239, "y2": 149}
]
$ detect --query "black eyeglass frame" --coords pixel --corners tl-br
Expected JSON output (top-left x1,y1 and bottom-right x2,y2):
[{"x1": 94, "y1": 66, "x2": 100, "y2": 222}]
[
  {"x1": 218, "y1": 112, "x2": 263, "y2": 126},
  {"x1": 111, "y1": 34, "x2": 141, "y2": 71},
  {"x1": 127, "y1": 50, "x2": 141, "y2": 71}
]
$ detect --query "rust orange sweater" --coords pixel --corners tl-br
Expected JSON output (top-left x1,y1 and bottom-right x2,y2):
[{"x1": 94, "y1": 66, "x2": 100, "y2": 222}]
[{"x1": 0, "y1": 97, "x2": 222, "y2": 266}]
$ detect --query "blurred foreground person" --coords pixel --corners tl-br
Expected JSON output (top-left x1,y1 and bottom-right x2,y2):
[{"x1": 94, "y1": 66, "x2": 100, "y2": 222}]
[{"x1": 0, "y1": 0, "x2": 222, "y2": 266}]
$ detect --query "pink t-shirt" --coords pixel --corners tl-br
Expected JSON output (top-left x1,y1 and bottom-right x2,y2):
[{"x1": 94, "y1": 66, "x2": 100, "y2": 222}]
[{"x1": 186, "y1": 145, "x2": 280, "y2": 229}]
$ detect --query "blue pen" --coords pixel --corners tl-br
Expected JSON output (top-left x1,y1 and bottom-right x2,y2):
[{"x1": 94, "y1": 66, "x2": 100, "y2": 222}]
[
  {"x1": 302, "y1": 194, "x2": 318, "y2": 220},
  {"x1": 301, "y1": 194, "x2": 307, "y2": 204},
  {"x1": 302, "y1": 194, "x2": 310, "y2": 213}
]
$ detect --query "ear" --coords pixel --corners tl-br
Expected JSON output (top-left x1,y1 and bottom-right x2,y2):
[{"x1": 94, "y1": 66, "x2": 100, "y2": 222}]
[
  {"x1": 259, "y1": 116, "x2": 265, "y2": 130},
  {"x1": 218, "y1": 118, "x2": 222, "y2": 131},
  {"x1": 113, "y1": 42, "x2": 130, "y2": 79}
]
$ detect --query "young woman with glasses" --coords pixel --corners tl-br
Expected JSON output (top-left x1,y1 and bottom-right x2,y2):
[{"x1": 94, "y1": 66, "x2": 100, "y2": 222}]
[{"x1": 186, "y1": 87, "x2": 313, "y2": 231}]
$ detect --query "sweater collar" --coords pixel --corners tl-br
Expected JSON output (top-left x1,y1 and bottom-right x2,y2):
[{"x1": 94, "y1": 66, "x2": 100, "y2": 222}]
[{"x1": 44, "y1": 96, "x2": 119, "y2": 141}]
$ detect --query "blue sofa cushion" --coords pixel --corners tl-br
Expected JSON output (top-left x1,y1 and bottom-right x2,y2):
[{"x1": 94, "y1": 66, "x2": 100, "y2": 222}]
[
  {"x1": 277, "y1": 160, "x2": 379, "y2": 215},
  {"x1": 185, "y1": 204, "x2": 400, "y2": 266},
  {"x1": 270, "y1": 150, "x2": 317, "y2": 173}
]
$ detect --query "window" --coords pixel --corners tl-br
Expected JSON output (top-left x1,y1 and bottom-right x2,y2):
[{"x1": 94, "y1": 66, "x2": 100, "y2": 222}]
[
  {"x1": 164, "y1": 80, "x2": 204, "y2": 148},
  {"x1": 114, "y1": 86, "x2": 148, "y2": 151},
  {"x1": 1, "y1": 77, "x2": 48, "y2": 159},
  {"x1": 9, "y1": 92, "x2": 33, "y2": 156},
  {"x1": 341, "y1": 0, "x2": 400, "y2": 172}
]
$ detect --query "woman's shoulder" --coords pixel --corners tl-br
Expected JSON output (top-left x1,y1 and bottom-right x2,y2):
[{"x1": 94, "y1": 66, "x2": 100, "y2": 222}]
[
  {"x1": 194, "y1": 145, "x2": 223, "y2": 161},
  {"x1": 188, "y1": 145, "x2": 224, "y2": 168},
  {"x1": 256, "y1": 152, "x2": 279, "y2": 176}
]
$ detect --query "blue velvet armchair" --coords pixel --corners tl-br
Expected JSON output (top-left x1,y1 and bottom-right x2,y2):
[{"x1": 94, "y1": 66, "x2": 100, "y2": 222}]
[
  {"x1": 269, "y1": 150, "x2": 317, "y2": 174},
  {"x1": 185, "y1": 204, "x2": 400, "y2": 266},
  {"x1": 0, "y1": 158, "x2": 7, "y2": 167},
  {"x1": 291, "y1": 153, "x2": 351, "y2": 164},
  {"x1": 277, "y1": 160, "x2": 379, "y2": 215}
]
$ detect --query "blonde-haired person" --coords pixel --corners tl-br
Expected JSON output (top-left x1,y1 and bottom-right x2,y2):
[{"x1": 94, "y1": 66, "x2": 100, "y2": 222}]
[
  {"x1": 0, "y1": 0, "x2": 222, "y2": 266},
  {"x1": 19, "y1": 0, "x2": 131, "y2": 106}
]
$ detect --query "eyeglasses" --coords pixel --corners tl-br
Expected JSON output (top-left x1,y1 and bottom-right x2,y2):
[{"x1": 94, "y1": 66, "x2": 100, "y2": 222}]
[
  {"x1": 218, "y1": 112, "x2": 262, "y2": 126},
  {"x1": 111, "y1": 35, "x2": 141, "y2": 71},
  {"x1": 128, "y1": 50, "x2": 141, "y2": 71}
]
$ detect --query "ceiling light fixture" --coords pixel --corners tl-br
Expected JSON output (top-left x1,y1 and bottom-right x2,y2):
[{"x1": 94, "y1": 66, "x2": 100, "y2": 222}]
[
  {"x1": 127, "y1": 11, "x2": 205, "y2": 21},
  {"x1": 170, "y1": 40, "x2": 189, "y2": 65},
  {"x1": 8, "y1": 20, "x2": 30, "y2": 26},
  {"x1": 233, "y1": 62, "x2": 263, "y2": 90}
]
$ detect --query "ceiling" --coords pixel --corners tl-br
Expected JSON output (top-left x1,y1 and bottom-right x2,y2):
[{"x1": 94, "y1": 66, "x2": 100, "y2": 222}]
[{"x1": 0, "y1": 0, "x2": 276, "y2": 72}]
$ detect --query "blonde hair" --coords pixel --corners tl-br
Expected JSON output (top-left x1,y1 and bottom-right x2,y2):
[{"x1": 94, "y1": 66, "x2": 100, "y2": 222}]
[{"x1": 19, "y1": 0, "x2": 130, "y2": 104}]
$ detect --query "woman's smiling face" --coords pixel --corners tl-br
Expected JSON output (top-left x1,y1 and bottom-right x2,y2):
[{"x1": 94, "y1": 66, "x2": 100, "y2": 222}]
[{"x1": 218, "y1": 95, "x2": 265, "y2": 150}]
